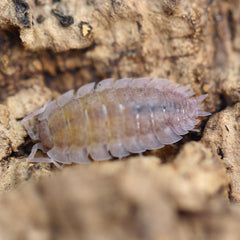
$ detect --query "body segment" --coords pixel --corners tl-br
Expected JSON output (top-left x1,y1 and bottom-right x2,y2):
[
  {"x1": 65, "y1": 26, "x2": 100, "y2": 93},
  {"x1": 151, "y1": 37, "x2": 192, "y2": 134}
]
[{"x1": 22, "y1": 78, "x2": 210, "y2": 167}]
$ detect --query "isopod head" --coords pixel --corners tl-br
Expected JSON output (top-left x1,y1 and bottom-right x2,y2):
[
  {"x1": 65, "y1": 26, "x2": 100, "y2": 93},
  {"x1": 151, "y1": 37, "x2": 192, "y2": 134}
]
[{"x1": 38, "y1": 120, "x2": 53, "y2": 152}]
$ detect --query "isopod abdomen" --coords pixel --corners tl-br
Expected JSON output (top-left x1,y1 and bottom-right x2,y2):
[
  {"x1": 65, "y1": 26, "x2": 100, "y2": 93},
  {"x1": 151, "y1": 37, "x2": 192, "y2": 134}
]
[{"x1": 22, "y1": 78, "x2": 210, "y2": 168}]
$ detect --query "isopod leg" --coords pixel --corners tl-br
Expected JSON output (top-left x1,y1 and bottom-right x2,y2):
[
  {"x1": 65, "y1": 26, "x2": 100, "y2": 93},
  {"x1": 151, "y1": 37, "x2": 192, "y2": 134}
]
[{"x1": 28, "y1": 143, "x2": 63, "y2": 169}]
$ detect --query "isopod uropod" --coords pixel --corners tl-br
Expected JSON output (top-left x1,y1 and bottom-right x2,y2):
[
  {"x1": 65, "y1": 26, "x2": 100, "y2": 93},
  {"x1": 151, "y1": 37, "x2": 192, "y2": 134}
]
[{"x1": 22, "y1": 77, "x2": 210, "y2": 168}]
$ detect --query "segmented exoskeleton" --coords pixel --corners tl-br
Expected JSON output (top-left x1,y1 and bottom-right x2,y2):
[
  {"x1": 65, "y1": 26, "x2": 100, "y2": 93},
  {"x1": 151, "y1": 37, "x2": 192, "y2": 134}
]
[{"x1": 22, "y1": 78, "x2": 210, "y2": 168}]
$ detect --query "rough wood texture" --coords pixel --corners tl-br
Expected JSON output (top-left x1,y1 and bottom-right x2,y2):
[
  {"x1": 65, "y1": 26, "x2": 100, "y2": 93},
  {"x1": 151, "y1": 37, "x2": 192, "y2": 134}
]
[
  {"x1": 0, "y1": 0, "x2": 239, "y2": 108},
  {"x1": 202, "y1": 103, "x2": 240, "y2": 202},
  {"x1": 0, "y1": 0, "x2": 240, "y2": 239},
  {"x1": 0, "y1": 154, "x2": 231, "y2": 240}
]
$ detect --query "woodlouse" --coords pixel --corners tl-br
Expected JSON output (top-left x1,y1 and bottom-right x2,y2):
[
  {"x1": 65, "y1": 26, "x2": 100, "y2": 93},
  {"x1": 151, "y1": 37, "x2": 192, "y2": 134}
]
[{"x1": 22, "y1": 78, "x2": 210, "y2": 168}]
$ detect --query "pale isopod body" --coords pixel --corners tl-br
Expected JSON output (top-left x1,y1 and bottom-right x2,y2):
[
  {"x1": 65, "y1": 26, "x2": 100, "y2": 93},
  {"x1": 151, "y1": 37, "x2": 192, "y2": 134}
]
[{"x1": 22, "y1": 78, "x2": 210, "y2": 168}]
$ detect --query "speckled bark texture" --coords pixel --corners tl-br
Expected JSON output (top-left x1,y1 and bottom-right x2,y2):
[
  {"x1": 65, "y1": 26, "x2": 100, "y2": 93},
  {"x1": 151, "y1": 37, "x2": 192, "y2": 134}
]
[
  {"x1": 0, "y1": 155, "x2": 231, "y2": 240},
  {"x1": 202, "y1": 103, "x2": 240, "y2": 202},
  {"x1": 0, "y1": 0, "x2": 240, "y2": 239}
]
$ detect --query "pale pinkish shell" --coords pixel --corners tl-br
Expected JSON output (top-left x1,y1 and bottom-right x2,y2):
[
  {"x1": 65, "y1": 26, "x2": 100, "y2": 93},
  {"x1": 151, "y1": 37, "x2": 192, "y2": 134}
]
[{"x1": 22, "y1": 78, "x2": 210, "y2": 168}]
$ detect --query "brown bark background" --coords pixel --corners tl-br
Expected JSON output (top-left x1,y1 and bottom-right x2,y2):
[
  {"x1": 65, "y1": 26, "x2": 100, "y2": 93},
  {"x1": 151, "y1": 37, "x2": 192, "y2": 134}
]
[{"x1": 0, "y1": 0, "x2": 240, "y2": 239}]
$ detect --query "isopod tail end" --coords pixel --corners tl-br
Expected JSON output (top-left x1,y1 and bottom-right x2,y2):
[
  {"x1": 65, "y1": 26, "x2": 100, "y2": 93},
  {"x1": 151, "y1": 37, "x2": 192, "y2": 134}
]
[
  {"x1": 196, "y1": 94, "x2": 208, "y2": 103},
  {"x1": 197, "y1": 110, "x2": 211, "y2": 117},
  {"x1": 191, "y1": 128, "x2": 200, "y2": 133},
  {"x1": 194, "y1": 94, "x2": 211, "y2": 117}
]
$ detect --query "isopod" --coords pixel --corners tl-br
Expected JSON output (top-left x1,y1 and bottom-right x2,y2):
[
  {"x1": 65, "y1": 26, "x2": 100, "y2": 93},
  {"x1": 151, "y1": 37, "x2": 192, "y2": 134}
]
[{"x1": 22, "y1": 78, "x2": 210, "y2": 168}]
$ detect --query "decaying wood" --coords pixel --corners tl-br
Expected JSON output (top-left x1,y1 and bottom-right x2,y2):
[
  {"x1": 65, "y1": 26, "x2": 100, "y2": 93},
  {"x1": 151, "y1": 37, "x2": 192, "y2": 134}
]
[{"x1": 0, "y1": 0, "x2": 240, "y2": 239}]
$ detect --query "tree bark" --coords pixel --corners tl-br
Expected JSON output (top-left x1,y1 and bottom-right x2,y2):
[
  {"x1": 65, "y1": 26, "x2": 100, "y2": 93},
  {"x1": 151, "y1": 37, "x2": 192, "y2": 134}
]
[{"x1": 0, "y1": 0, "x2": 240, "y2": 239}]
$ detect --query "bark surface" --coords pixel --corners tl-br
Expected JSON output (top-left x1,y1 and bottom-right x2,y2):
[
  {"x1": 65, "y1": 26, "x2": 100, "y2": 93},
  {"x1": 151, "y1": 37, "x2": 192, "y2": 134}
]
[{"x1": 0, "y1": 0, "x2": 240, "y2": 239}]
